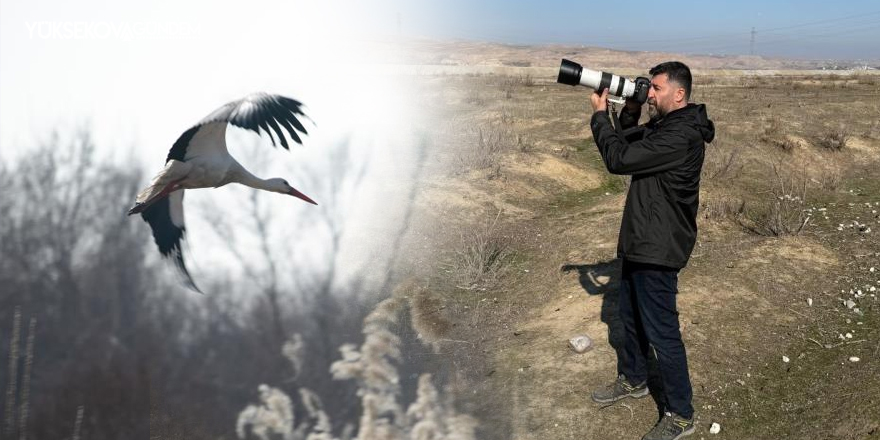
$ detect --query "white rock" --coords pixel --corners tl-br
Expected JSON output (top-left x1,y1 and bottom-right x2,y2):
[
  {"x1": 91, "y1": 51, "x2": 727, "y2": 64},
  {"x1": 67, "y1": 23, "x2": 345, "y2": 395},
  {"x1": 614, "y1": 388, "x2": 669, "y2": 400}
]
[
  {"x1": 850, "y1": 357, "x2": 861, "y2": 362},
  {"x1": 807, "y1": 298, "x2": 813, "y2": 306},
  {"x1": 568, "y1": 335, "x2": 594, "y2": 353},
  {"x1": 845, "y1": 333, "x2": 853, "y2": 339},
  {"x1": 845, "y1": 299, "x2": 856, "y2": 309},
  {"x1": 871, "y1": 267, "x2": 876, "y2": 273},
  {"x1": 782, "y1": 355, "x2": 790, "y2": 363},
  {"x1": 709, "y1": 422, "x2": 722, "y2": 434}
]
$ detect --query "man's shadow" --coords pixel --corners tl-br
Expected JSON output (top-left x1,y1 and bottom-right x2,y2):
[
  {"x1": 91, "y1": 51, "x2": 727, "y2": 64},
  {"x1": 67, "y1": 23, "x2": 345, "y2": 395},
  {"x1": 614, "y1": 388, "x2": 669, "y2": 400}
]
[{"x1": 561, "y1": 259, "x2": 667, "y2": 420}]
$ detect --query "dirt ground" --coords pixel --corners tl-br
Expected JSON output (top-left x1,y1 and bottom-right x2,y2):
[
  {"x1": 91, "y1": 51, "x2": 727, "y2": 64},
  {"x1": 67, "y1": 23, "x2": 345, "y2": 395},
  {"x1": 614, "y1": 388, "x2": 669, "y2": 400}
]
[{"x1": 396, "y1": 65, "x2": 880, "y2": 440}]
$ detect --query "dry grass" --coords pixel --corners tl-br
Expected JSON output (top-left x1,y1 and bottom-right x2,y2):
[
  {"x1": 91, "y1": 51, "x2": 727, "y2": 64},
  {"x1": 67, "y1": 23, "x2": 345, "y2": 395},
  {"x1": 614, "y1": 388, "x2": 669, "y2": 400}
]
[
  {"x1": 411, "y1": 65, "x2": 880, "y2": 440},
  {"x1": 700, "y1": 197, "x2": 745, "y2": 222}
]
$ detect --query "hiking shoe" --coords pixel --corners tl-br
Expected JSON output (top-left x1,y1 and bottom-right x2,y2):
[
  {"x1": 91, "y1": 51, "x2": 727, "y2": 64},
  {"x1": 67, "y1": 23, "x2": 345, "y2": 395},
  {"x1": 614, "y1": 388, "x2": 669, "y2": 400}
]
[
  {"x1": 642, "y1": 411, "x2": 695, "y2": 440},
  {"x1": 591, "y1": 374, "x2": 649, "y2": 404}
]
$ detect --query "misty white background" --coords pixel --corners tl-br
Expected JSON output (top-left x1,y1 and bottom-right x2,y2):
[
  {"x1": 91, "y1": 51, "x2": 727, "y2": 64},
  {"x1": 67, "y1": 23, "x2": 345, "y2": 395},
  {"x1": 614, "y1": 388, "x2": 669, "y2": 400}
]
[{"x1": 0, "y1": 0, "x2": 426, "y2": 292}]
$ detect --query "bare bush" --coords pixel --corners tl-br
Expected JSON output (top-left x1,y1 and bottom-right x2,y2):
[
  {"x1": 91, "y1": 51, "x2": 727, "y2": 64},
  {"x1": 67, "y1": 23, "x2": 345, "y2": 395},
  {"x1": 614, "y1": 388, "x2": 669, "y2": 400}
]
[
  {"x1": 817, "y1": 127, "x2": 849, "y2": 150},
  {"x1": 759, "y1": 116, "x2": 782, "y2": 143},
  {"x1": 451, "y1": 211, "x2": 510, "y2": 288},
  {"x1": 500, "y1": 74, "x2": 534, "y2": 99},
  {"x1": 514, "y1": 134, "x2": 533, "y2": 153},
  {"x1": 736, "y1": 165, "x2": 810, "y2": 236},
  {"x1": 458, "y1": 127, "x2": 509, "y2": 172},
  {"x1": 817, "y1": 167, "x2": 842, "y2": 191},
  {"x1": 773, "y1": 137, "x2": 800, "y2": 152},
  {"x1": 702, "y1": 139, "x2": 743, "y2": 180},
  {"x1": 758, "y1": 116, "x2": 804, "y2": 152}
]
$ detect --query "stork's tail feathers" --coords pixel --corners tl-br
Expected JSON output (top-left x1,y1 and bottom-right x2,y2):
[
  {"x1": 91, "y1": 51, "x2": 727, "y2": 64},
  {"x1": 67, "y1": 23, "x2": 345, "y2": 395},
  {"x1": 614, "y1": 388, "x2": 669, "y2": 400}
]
[{"x1": 127, "y1": 202, "x2": 147, "y2": 216}]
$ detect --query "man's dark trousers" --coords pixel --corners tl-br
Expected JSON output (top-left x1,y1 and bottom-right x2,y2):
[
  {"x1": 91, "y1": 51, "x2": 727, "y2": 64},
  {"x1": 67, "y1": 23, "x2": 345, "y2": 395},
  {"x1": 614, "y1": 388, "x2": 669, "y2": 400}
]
[{"x1": 617, "y1": 259, "x2": 694, "y2": 419}]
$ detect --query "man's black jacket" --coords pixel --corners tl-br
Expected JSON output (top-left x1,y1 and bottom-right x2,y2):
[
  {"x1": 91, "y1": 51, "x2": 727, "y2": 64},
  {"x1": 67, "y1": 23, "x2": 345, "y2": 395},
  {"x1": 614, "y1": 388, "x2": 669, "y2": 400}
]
[{"x1": 590, "y1": 103, "x2": 715, "y2": 269}]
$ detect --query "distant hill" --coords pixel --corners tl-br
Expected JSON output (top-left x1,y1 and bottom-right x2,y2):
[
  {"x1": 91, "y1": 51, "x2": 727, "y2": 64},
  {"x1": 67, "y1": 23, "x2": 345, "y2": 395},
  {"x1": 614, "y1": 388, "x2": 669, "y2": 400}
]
[{"x1": 402, "y1": 39, "x2": 879, "y2": 71}]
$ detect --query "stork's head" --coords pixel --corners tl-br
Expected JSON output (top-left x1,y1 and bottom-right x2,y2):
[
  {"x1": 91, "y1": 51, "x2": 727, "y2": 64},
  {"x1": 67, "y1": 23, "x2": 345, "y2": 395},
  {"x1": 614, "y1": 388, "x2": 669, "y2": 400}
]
[{"x1": 267, "y1": 178, "x2": 318, "y2": 205}]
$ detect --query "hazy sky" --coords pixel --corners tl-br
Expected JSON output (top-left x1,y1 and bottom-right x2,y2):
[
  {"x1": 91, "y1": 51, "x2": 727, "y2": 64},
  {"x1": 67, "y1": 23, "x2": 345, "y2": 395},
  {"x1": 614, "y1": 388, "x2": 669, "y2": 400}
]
[
  {"x1": 404, "y1": 0, "x2": 880, "y2": 59},
  {"x1": 3, "y1": 0, "x2": 877, "y2": 156}
]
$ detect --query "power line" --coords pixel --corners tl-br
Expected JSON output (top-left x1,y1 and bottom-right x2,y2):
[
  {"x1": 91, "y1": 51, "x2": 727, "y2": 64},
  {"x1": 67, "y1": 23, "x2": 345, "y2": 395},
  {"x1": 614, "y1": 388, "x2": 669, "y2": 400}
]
[
  {"x1": 750, "y1": 27, "x2": 756, "y2": 55},
  {"x1": 756, "y1": 10, "x2": 880, "y2": 33},
  {"x1": 615, "y1": 19, "x2": 880, "y2": 55},
  {"x1": 571, "y1": 10, "x2": 880, "y2": 46}
]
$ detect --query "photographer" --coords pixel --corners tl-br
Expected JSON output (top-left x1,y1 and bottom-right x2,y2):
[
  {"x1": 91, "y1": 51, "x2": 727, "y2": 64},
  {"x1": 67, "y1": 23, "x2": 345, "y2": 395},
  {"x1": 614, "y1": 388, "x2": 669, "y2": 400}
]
[{"x1": 588, "y1": 61, "x2": 714, "y2": 440}]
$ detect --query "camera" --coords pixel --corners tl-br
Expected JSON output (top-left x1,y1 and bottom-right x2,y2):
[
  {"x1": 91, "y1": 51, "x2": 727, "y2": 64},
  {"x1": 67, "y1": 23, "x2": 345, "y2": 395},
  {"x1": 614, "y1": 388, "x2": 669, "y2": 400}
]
[{"x1": 557, "y1": 59, "x2": 650, "y2": 105}]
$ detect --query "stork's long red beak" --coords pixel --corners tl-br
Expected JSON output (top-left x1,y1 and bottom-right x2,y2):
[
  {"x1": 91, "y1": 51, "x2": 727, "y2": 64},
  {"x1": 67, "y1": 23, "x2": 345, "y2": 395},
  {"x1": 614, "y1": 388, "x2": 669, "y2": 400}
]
[{"x1": 289, "y1": 188, "x2": 318, "y2": 205}]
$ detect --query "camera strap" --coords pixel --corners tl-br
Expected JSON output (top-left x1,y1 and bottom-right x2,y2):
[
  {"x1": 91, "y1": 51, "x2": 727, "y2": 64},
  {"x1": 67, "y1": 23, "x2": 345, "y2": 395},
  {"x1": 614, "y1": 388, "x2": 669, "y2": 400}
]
[{"x1": 609, "y1": 102, "x2": 624, "y2": 136}]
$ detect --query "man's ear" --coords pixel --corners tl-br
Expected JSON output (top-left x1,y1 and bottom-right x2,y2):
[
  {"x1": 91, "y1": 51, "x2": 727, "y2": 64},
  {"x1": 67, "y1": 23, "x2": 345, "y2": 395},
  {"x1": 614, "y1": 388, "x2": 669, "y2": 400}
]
[{"x1": 675, "y1": 87, "x2": 686, "y2": 104}]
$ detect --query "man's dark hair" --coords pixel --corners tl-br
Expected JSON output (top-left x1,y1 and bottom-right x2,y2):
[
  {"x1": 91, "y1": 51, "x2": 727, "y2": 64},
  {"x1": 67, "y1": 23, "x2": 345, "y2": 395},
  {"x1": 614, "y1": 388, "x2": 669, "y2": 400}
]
[{"x1": 649, "y1": 61, "x2": 692, "y2": 101}]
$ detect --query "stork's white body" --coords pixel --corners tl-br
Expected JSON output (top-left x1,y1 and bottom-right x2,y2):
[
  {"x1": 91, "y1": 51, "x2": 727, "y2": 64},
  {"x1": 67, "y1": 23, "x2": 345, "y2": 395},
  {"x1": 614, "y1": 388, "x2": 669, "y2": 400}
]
[{"x1": 130, "y1": 93, "x2": 315, "y2": 292}]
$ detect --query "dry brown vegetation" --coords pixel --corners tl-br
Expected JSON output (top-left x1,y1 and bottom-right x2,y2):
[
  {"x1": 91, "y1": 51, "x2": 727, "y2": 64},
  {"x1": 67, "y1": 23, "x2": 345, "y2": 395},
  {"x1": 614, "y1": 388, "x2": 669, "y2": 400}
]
[{"x1": 398, "y1": 58, "x2": 880, "y2": 440}]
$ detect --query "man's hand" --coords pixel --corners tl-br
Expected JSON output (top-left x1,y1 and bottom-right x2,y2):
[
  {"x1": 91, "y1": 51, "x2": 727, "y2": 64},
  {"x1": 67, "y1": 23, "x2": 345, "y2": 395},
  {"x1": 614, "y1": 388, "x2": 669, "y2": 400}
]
[{"x1": 590, "y1": 88, "x2": 609, "y2": 112}]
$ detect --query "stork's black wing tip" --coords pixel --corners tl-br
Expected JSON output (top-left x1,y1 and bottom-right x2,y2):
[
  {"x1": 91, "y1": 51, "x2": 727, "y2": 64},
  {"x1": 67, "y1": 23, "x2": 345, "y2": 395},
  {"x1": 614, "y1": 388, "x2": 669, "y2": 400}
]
[{"x1": 184, "y1": 277, "x2": 204, "y2": 294}]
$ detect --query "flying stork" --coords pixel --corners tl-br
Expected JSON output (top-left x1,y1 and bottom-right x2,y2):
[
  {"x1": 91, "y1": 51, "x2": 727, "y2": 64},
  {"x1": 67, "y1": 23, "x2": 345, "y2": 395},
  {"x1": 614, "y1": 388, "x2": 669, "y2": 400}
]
[{"x1": 128, "y1": 92, "x2": 317, "y2": 292}]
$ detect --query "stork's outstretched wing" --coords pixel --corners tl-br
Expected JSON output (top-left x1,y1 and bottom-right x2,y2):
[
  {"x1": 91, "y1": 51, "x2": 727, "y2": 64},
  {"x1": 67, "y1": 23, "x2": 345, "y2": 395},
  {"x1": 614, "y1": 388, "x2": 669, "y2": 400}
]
[
  {"x1": 166, "y1": 93, "x2": 310, "y2": 163},
  {"x1": 138, "y1": 92, "x2": 309, "y2": 293},
  {"x1": 141, "y1": 190, "x2": 201, "y2": 293}
]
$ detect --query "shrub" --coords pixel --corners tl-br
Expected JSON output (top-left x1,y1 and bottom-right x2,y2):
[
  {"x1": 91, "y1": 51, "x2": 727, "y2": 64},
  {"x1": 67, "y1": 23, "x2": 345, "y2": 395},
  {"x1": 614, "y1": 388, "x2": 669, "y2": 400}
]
[
  {"x1": 452, "y1": 211, "x2": 510, "y2": 288},
  {"x1": 817, "y1": 128, "x2": 849, "y2": 151},
  {"x1": 736, "y1": 165, "x2": 810, "y2": 236}
]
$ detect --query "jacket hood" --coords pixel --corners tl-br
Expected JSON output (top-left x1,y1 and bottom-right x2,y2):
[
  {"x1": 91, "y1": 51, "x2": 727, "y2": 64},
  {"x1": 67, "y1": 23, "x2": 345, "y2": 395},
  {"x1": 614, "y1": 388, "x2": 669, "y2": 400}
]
[{"x1": 665, "y1": 103, "x2": 715, "y2": 143}]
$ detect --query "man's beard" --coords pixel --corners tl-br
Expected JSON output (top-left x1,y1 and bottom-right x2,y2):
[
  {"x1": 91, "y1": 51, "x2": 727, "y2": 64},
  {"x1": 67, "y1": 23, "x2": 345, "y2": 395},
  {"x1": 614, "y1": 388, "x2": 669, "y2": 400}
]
[{"x1": 648, "y1": 103, "x2": 660, "y2": 119}]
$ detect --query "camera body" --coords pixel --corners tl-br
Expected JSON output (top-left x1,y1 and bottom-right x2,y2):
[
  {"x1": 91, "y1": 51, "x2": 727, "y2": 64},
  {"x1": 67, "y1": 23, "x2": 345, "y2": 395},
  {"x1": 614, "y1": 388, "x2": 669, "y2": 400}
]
[{"x1": 557, "y1": 59, "x2": 650, "y2": 105}]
